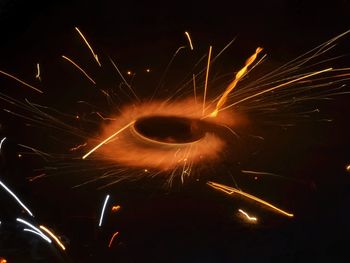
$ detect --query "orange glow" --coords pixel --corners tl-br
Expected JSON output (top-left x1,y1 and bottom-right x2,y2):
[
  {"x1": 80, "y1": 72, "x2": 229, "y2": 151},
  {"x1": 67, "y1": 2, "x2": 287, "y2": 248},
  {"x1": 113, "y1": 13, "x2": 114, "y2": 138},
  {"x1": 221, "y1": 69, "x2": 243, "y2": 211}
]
[
  {"x1": 108, "y1": 231, "x2": 119, "y2": 248},
  {"x1": 127, "y1": 71, "x2": 132, "y2": 75},
  {"x1": 207, "y1": 181, "x2": 294, "y2": 217},
  {"x1": 0, "y1": 69, "x2": 43, "y2": 93},
  {"x1": 0, "y1": 257, "x2": 7, "y2": 263},
  {"x1": 39, "y1": 225, "x2": 66, "y2": 251},
  {"x1": 210, "y1": 47, "x2": 263, "y2": 117},
  {"x1": 346, "y1": 164, "x2": 350, "y2": 172},
  {"x1": 87, "y1": 99, "x2": 239, "y2": 170},
  {"x1": 111, "y1": 205, "x2": 121, "y2": 212},
  {"x1": 62, "y1": 55, "x2": 96, "y2": 84}
]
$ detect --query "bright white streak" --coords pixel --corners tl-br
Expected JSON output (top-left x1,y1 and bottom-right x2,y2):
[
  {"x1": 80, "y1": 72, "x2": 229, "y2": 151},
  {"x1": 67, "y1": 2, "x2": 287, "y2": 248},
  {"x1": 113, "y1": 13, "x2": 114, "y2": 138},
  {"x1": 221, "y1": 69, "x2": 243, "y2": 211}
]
[
  {"x1": 0, "y1": 180, "x2": 34, "y2": 217},
  {"x1": 99, "y1": 195, "x2": 110, "y2": 227},
  {"x1": 17, "y1": 218, "x2": 51, "y2": 243},
  {"x1": 0, "y1": 137, "x2": 6, "y2": 152},
  {"x1": 82, "y1": 120, "x2": 135, "y2": 159},
  {"x1": 184, "y1": 31, "x2": 194, "y2": 50},
  {"x1": 23, "y1": 228, "x2": 52, "y2": 243}
]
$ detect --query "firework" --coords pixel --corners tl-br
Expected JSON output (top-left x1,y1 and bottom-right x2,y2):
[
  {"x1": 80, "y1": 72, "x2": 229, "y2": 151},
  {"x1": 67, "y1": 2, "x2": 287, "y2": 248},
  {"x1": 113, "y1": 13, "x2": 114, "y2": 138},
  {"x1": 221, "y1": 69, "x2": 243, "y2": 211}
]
[{"x1": 1, "y1": 28, "x2": 350, "y2": 218}]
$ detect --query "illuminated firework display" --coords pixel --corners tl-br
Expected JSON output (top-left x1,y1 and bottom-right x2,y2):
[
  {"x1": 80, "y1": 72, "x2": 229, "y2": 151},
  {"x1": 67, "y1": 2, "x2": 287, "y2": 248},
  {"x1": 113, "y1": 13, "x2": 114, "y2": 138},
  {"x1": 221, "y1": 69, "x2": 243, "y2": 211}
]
[{"x1": 1, "y1": 1, "x2": 350, "y2": 262}]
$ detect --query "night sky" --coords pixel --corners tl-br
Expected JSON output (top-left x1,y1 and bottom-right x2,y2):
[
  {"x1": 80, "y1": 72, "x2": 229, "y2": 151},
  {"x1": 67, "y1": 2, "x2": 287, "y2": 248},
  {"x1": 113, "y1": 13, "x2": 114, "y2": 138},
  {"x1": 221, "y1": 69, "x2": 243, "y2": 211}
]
[{"x1": 1, "y1": 1, "x2": 350, "y2": 262}]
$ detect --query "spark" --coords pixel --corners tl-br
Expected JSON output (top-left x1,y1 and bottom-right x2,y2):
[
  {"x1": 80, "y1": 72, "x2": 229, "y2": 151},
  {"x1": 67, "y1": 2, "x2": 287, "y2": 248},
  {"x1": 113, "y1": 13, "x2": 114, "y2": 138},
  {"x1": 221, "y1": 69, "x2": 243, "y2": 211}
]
[
  {"x1": 17, "y1": 218, "x2": 51, "y2": 243},
  {"x1": 146, "y1": 68, "x2": 151, "y2": 73},
  {"x1": 40, "y1": 225, "x2": 66, "y2": 250},
  {"x1": 111, "y1": 205, "x2": 121, "y2": 212},
  {"x1": 238, "y1": 209, "x2": 258, "y2": 221},
  {"x1": 108, "y1": 231, "x2": 119, "y2": 248},
  {"x1": 61, "y1": 55, "x2": 96, "y2": 84},
  {"x1": 207, "y1": 181, "x2": 294, "y2": 217},
  {"x1": 27, "y1": 173, "x2": 46, "y2": 182},
  {"x1": 193, "y1": 74, "x2": 197, "y2": 104},
  {"x1": 98, "y1": 194, "x2": 110, "y2": 227},
  {"x1": 203, "y1": 45, "x2": 212, "y2": 115},
  {"x1": 184, "y1": 31, "x2": 194, "y2": 50},
  {"x1": 210, "y1": 47, "x2": 263, "y2": 117},
  {"x1": 127, "y1": 71, "x2": 132, "y2": 75},
  {"x1": 95, "y1": 112, "x2": 117, "y2": 121},
  {"x1": 220, "y1": 67, "x2": 334, "y2": 113},
  {"x1": 0, "y1": 70, "x2": 43, "y2": 93},
  {"x1": 346, "y1": 164, "x2": 350, "y2": 172},
  {"x1": 0, "y1": 137, "x2": 6, "y2": 152},
  {"x1": 35, "y1": 63, "x2": 41, "y2": 81},
  {"x1": 69, "y1": 142, "x2": 87, "y2": 152},
  {"x1": 74, "y1": 27, "x2": 101, "y2": 67},
  {"x1": 82, "y1": 120, "x2": 135, "y2": 159},
  {"x1": 0, "y1": 180, "x2": 34, "y2": 217}
]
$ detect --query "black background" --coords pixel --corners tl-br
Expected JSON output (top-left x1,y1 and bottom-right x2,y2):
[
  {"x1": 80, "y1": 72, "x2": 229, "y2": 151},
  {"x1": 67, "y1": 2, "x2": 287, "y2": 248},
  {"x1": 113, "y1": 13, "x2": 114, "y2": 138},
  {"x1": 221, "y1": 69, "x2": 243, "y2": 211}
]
[{"x1": 1, "y1": 1, "x2": 350, "y2": 262}]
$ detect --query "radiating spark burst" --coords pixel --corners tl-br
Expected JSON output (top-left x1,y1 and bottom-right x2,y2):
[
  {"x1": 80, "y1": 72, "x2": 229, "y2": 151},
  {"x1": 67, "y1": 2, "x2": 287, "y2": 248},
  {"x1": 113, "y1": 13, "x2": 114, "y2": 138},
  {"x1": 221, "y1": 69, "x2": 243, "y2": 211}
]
[
  {"x1": 39, "y1": 225, "x2": 66, "y2": 250},
  {"x1": 0, "y1": 28, "x2": 349, "y2": 191},
  {"x1": 238, "y1": 209, "x2": 258, "y2": 222},
  {"x1": 207, "y1": 181, "x2": 294, "y2": 217},
  {"x1": 99, "y1": 195, "x2": 110, "y2": 227},
  {"x1": 108, "y1": 231, "x2": 119, "y2": 248}
]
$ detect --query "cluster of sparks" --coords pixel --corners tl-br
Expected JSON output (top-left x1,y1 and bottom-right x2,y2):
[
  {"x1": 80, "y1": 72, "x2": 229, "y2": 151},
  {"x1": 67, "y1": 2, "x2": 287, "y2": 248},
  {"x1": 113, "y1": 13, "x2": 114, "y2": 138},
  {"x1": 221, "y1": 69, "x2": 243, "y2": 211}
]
[{"x1": 1, "y1": 27, "x2": 350, "y2": 248}]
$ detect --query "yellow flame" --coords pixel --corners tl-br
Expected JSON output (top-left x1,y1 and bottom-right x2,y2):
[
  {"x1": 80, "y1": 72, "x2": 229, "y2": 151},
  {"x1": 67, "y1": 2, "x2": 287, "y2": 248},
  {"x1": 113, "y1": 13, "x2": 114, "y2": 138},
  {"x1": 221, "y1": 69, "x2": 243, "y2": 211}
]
[
  {"x1": 207, "y1": 181, "x2": 294, "y2": 217},
  {"x1": 210, "y1": 47, "x2": 263, "y2": 117}
]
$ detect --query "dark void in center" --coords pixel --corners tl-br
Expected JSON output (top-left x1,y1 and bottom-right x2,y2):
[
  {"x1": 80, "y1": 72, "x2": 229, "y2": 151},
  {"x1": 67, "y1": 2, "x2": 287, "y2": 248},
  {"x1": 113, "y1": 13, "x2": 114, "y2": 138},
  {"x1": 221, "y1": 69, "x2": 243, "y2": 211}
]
[{"x1": 133, "y1": 116, "x2": 205, "y2": 144}]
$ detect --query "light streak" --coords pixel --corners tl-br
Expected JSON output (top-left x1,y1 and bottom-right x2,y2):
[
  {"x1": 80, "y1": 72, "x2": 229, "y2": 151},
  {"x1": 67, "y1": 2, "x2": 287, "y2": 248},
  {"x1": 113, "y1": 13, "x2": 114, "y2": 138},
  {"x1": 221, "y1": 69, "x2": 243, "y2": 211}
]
[
  {"x1": 111, "y1": 205, "x2": 121, "y2": 212},
  {"x1": 35, "y1": 63, "x2": 41, "y2": 81},
  {"x1": 27, "y1": 173, "x2": 46, "y2": 182},
  {"x1": 0, "y1": 180, "x2": 34, "y2": 217},
  {"x1": 184, "y1": 31, "x2": 194, "y2": 50},
  {"x1": 61, "y1": 55, "x2": 96, "y2": 84},
  {"x1": 69, "y1": 142, "x2": 87, "y2": 152},
  {"x1": 108, "y1": 231, "x2": 119, "y2": 248},
  {"x1": 207, "y1": 181, "x2": 294, "y2": 217},
  {"x1": 220, "y1": 67, "x2": 333, "y2": 112},
  {"x1": 98, "y1": 194, "x2": 110, "y2": 227},
  {"x1": 0, "y1": 70, "x2": 43, "y2": 93},
  {"x1": 210, "y1": 47, "x2": 263, "y2": 117},
  {"x1": 238, "y1": 209, "x2": 258, "y2": 221},
  {"x1": 0, "y1": 137, "x2": 6, "y2": 152},
  {"x1": 17, "y1": 218, "x2": 51, "y2": 243},
  {"x1": 82, "y1": 120, "x2": 135, "y2": 159},
  {"x1": 23, "y1": 228, "x2": 52, "y2": 243},
  {"x1": 346, "y1": 164, "x2": 350, "y2": 172},
  {"x1": 203, "y1": 45, "x2": 212, "y2": 115},
  {"x1": 40, "y1": 225, "x2": 66, "y2": 250},
  {"x1": 192, "y1": 74, "x2": 197, "y2": 104},
  {"x1": 75, "y1": 27, "x2": 101, "y2": 66}
]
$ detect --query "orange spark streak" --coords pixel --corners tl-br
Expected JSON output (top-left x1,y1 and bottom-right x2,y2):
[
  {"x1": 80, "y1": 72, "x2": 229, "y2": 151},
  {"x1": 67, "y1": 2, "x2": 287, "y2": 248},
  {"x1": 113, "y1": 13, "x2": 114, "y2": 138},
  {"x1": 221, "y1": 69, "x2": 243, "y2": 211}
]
[
  {"x1": 27, "y1": 173, "x2": 46, "y2": 182},
  {"x1": 61, "y1": 55, "x2": 96, "y2": 84},
  {"x1": 207, "y1": 181, "x2": 294, "y2": 217},
  {"x1": 203, "y1": 46, "x2": 212, "y2": 115},
  {"x1": 69, "y1": 142, "x2": 88, "y2": 152},
  {"x1": 108, "y1": 231, "x2": 119, "y2": 248},
  {"x1": 220, "y1": 67, "x2": 333, "y2": 113},
  {"x1": 238, "y1": 209, "x2": 257, "y2": 221},
  {"x1": 193, "y1": 74, "x2": 197, "y2": 104},
  {"x1": 210, "y1": 47, "x2": 263, "y2": 117},
  {"x1": 74, "y1": 27, "x2": 101, "y2": 67},
  {"x1": 184, "y1": 31, "x2": 194, "y2": 50},
  {"x1": 39, "y1": 225, "x2": 66, "y2": 251},
  {"x1": 0, "y1": 70, "x2": 43, "y2": 93},
  {"x1": 82, "y1": 121, "x2": 135, "y2": 159}
]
